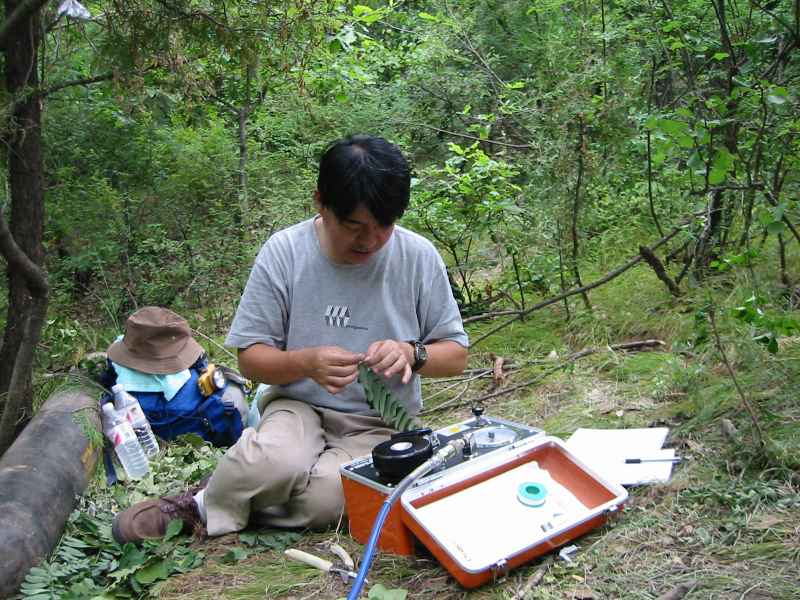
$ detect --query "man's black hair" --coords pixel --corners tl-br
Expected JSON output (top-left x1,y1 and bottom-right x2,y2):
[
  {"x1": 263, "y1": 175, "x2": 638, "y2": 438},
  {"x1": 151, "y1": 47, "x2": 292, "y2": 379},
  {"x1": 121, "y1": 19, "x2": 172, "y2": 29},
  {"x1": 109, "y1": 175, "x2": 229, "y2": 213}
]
[{"x1": 317, "y1": 134, "x2": 411, "y2": 227}]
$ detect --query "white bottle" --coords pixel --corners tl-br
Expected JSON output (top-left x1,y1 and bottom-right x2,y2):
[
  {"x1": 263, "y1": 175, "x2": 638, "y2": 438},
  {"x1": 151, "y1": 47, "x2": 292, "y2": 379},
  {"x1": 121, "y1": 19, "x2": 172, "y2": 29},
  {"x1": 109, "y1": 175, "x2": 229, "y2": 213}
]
[
  {"x1": 101, "y1": 403, "x2": 149, "y2": 479},
  {"x1": 111, "y1": 384, "x2": 160, "y2": 458}
]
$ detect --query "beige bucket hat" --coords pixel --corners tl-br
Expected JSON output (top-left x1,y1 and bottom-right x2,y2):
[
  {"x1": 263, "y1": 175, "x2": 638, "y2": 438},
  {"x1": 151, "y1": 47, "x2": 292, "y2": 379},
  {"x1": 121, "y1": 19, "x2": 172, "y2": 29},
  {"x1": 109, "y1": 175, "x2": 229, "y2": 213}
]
[{"x1": 107, "y1": 307, "x2": 203, "y2": 375}]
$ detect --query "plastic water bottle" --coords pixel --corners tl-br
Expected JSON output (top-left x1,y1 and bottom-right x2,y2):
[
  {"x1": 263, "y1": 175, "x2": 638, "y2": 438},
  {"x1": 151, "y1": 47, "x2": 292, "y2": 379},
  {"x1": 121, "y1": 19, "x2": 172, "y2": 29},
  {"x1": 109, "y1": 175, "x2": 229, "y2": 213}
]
[
  {"x1": 101, "y1": 403, "x2": 149, "y2": 479},
  {"x1": 111, "y1": 384, "x2": 160, "y2": 458}
]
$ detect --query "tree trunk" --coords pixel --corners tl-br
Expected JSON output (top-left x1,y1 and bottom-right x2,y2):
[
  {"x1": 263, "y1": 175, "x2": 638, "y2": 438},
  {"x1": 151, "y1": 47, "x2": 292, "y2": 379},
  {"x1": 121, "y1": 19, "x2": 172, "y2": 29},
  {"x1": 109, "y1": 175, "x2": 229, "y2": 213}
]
[{"x1": 0, "y1": 0, "x2": 46, "y2": 436}]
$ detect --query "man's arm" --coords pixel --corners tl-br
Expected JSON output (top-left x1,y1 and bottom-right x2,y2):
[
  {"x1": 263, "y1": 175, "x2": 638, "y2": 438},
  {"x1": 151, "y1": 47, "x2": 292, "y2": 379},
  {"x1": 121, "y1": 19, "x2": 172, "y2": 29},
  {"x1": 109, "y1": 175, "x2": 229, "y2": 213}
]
[{"x1": 237, "y1": 343, "x2": 364, "y2": 395}]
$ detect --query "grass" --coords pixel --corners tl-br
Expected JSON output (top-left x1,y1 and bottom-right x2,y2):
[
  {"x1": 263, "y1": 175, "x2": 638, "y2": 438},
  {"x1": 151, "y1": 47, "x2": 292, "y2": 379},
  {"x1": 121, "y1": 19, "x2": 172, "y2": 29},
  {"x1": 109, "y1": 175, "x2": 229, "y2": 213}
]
[{"x1": 13, "y1": 252, "x2": 800, "y2": 600}]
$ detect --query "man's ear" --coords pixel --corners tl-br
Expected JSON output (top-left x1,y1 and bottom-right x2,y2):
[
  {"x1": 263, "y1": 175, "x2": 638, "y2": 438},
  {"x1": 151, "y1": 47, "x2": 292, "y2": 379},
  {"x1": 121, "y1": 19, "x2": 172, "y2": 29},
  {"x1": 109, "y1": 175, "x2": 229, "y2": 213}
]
[{"x1": 313, "y1": 189, "x2": 324, "y2": 215}]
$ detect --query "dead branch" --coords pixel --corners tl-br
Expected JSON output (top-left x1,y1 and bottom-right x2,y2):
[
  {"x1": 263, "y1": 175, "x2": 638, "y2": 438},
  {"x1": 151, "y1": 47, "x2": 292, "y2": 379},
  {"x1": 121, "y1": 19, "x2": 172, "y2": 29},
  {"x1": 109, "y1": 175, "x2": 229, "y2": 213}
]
[
  {"x1": 639, "y1": 245, "x2": 682, "y2": 296},
  {"x1": 467, "y1": 212, "x2": 703, "y2": 347},
  {"x1": 424, "y1": 339, "x2": 665, "y2": 414},
  {"x1": 511, "y1": 555, "x2": 554, "y2": 600},
  {"x1": 654, "y1": 580, "x2": 699, "y2": 600},
  {"x1": 486, "y1": 352, "x2": 507, "y2": 394}
]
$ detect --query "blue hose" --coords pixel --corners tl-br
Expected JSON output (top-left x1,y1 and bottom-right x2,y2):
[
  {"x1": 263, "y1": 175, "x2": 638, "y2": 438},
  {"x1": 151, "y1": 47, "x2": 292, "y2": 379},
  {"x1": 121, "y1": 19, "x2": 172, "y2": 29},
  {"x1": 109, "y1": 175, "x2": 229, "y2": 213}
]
[{"x1": 346, "y1": 502, "x2": 392, "y2": 600}]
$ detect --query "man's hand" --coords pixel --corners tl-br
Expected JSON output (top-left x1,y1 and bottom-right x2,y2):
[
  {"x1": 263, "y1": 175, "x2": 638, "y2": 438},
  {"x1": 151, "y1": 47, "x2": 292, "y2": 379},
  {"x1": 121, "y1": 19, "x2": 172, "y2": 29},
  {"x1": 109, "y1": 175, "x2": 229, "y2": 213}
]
[
  {"x1": 304, "y1": 346, "x2": 365, "y2": 394},
  {"x1": 363, "y1": 339, "x2": 414, "y2": 385},
  {"x1": 237, "y1": 344, "x2": 364, "y2": 394}
]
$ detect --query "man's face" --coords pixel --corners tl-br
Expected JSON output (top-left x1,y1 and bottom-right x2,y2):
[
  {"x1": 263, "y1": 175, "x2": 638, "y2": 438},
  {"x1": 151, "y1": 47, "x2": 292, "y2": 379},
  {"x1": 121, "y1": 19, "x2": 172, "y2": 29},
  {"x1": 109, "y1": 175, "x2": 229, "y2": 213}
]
[{"x1": 315, "y1": 193, "x2": 395, "y2": 265}]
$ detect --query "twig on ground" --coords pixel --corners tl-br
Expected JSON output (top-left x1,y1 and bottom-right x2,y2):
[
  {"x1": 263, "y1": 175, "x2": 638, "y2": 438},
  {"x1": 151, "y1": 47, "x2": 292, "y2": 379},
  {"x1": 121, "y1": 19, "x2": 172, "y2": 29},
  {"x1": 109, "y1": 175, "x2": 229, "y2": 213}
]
[
  {"x1": 421, "y1": 380, "x2": 471, "y2": 415},
  {"x1": 511, "y1": 555, "x2": 554, "y2": 600},
  {"x1": 486, "y1": 352, "x2": 507, "y2": 393},
  {"x1": 466, "y1": 212, "x2": 702, "y2": 347},
  {"x1": 423, "y1": 340, "x2": 665, "y2": 414},
  {"x1": 654, "y1": 580, "x2": 699, "y2": 600}
]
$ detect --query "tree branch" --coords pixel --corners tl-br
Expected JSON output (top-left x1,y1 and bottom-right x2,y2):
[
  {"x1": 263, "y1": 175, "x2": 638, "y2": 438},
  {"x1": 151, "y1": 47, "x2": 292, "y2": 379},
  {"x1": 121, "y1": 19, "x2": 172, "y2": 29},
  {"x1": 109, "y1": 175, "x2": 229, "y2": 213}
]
[
  {"x1": 0, "y1": 0, "x2": 50, "y2": 49},
  {"x1": 42, "y1": 72, "x2": 116, "y2": 97},
  {"x1": 467, "y1": 212, "x2": 703, "y2": 348}
]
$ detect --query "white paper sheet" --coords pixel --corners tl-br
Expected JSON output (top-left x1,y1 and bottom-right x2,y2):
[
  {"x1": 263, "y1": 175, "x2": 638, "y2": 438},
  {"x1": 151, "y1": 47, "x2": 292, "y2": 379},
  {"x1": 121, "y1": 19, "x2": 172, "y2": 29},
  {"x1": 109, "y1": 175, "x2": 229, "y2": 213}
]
[{"x1": 565, "y1": 427, "x2": 675, "y2": 485}]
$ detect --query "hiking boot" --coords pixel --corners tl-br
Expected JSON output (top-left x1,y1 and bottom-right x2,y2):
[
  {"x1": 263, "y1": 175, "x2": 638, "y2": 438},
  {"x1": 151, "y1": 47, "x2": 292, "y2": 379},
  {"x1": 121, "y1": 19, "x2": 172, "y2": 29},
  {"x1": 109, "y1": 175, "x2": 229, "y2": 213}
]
[{"x1": 112, "y1": 475, "x2": 211, "y2": 545}]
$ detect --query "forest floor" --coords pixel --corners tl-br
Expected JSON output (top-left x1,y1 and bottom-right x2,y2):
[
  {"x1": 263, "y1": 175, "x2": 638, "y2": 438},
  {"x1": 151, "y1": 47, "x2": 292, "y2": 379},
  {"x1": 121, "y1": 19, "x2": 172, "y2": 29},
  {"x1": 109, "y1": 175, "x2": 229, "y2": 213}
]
[
  {"x1": 17, "y1": 263, "x2": 800, "y2": 600},
  {"x1": 146, "y1": 309, "x2": 800, "y2": 600}
]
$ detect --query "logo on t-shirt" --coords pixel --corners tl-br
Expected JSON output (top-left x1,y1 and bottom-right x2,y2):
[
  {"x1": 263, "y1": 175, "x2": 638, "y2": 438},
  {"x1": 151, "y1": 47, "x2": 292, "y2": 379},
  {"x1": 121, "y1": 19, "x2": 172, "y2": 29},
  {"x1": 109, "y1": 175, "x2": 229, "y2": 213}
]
[
  {"x1": 325, "y1": 306, "x2": 350, "y2": 327},
  {"x1": 325, "y1": 305, "x2": 369, "y2": 330}
]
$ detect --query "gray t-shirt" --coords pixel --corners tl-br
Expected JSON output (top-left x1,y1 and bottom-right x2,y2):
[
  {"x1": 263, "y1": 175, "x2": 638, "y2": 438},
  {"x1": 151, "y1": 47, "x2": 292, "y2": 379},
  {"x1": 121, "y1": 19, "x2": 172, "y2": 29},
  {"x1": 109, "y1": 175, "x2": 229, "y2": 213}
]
[{"x1": 226, "y1": 217, "x2": 468, "y2": 416}]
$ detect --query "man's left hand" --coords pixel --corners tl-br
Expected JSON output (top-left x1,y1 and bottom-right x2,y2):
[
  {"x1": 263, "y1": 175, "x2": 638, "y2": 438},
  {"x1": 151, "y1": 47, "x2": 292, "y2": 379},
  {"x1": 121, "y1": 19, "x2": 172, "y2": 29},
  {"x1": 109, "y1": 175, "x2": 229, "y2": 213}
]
[{"x1": 363, "y1": 340, "x2": 414, "y2": 385}]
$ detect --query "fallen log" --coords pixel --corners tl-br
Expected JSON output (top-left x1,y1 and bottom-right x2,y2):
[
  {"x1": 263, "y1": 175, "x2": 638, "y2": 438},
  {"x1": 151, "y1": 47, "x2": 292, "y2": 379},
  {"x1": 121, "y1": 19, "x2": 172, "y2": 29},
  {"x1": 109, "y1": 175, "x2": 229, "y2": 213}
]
[{"x1": 0, "y1": 388, "x2": 101, "y2": 599}]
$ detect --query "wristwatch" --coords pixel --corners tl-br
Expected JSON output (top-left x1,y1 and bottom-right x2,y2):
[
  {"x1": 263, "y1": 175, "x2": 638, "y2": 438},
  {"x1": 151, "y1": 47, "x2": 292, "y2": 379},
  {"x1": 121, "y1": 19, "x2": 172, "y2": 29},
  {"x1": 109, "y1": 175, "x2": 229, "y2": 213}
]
[{"x1": 406, "y1": 340, "x2": 427, "y2": 372}]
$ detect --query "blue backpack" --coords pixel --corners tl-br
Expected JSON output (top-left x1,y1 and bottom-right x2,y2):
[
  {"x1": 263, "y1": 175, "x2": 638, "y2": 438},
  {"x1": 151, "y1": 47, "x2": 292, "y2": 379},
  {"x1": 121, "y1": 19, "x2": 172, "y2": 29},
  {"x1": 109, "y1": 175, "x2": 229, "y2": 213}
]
[{"x1": 101, "y1": 358, "x2": 251, "y2": 448}]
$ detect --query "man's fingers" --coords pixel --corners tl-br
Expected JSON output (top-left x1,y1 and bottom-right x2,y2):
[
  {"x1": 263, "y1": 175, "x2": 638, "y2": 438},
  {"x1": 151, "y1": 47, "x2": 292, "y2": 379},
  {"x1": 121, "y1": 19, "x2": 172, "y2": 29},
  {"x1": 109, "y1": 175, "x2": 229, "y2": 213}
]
[{"x1": 328, "y1": 349, "x2": 365, "y2": 365}]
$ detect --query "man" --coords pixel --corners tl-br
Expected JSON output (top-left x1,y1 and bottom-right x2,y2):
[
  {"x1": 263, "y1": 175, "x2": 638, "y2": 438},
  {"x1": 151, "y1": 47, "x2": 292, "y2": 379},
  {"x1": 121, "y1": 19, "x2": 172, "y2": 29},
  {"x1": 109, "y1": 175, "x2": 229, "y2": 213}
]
[{"x1": 113, "y1": 134, "x2": 469, "y2": 543}]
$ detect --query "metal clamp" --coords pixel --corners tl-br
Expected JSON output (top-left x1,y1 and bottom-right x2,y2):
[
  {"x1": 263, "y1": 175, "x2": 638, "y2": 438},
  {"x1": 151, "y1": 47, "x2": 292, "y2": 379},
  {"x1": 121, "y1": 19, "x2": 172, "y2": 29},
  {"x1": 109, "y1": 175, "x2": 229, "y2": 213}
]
[{"x1": 491, "y1": 559, "x2": 509, "y2": 582}]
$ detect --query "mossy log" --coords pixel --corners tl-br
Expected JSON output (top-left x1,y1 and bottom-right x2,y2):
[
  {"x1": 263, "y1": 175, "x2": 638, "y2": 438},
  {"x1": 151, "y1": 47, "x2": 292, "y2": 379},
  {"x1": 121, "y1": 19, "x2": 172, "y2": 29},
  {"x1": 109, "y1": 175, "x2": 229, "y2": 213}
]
[{"x1": 0, "y1": 388, "x2": 101, "y2": 599}]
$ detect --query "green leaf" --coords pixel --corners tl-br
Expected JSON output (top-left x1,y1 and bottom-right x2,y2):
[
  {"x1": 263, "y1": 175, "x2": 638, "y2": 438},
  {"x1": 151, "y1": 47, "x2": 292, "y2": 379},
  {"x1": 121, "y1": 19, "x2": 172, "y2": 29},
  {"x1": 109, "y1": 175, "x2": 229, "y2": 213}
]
[
  {"x1": 134, "y1": 560, "x2": 170, "y2": 584},
  {"x1": 219, "y1": 547, "x2": 250, "y2": 565},
  {"x1": 708, "y1": 168, "x2": 726, "y2": 184},
  {"x1": 418, "y1": 12, "x2": 437, "y2": 20},
  {"x1": 659, "y1": 119, "x2": 689, "y2": 134},
  {"x1": 767, "y1": 86, "x2": 788, "y2": 104},
  {"x1": 677, "y1": 135, "x2": 695, "y2": 148},
  {"x1": 751, "y1": 35, "x2": 778, "y2": 43},
  {"x1": 162, "y1": 517, "x2": 183, "y2": 543},
  {"x1": 770, "y1": 202, "x2": 787, "y2": 221},
  {"x1": 335, "y1": 91, "x2": 348, "y2": 103},
  {"x1": 713, "y1": 52, "x2": 729, "y2": 60},
  {"x1": 767, "y1": 336, "x2": 779, "y2": 354},
  {"x1": 369, "y1": 583, "x2": 409, "y2": 600},
  {"x1": 731, "y1": 306, "x2": 748, "y2": 319},
  {"x1": 766, "y1": 221, "x2": 786, "y2": 235},
  {"x1": 687, "y1": 152, "x2": 704, "y2": 170}
]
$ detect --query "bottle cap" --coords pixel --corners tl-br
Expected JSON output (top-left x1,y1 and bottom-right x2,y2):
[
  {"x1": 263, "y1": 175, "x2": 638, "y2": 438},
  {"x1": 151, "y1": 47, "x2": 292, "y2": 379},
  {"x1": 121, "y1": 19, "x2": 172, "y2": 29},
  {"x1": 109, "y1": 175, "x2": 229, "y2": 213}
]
[{"x1": 111, "y1": 384, "x2": 123, "y2": 394}]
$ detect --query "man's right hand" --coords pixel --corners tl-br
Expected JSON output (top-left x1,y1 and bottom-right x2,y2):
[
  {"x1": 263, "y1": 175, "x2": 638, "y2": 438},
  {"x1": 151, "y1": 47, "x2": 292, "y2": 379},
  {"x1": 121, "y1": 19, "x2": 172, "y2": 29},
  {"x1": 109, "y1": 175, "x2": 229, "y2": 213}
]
[
  {"x1": 302, "y1": 346, "x2": 365, "y2": 394},
  {"x1": 237, "y1": 344, "x2": 364, "y2": 395}
]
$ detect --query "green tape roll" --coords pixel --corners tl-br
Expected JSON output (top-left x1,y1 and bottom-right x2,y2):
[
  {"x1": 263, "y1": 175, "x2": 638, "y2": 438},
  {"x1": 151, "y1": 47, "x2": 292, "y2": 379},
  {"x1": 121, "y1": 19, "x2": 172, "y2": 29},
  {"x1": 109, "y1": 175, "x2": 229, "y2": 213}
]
[{"x1": 517, "y1": 481, "x2": 547, "y2": 507}]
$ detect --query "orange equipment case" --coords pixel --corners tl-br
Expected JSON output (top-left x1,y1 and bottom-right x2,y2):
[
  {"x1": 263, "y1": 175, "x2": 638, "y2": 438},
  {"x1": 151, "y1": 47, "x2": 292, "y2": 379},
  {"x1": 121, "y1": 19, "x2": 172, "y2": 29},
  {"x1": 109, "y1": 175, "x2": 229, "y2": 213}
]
[{"x1": 341, "y1": 419, "x2": 627, "y2": 588}]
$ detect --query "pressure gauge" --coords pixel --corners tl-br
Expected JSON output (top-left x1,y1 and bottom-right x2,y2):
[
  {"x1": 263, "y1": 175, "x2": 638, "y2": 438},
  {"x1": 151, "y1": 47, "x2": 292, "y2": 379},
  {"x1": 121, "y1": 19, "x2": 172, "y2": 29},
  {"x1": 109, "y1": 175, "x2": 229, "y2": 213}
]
[{"x1": 473, "y1": 426, "x2": 518, "y2": 448}]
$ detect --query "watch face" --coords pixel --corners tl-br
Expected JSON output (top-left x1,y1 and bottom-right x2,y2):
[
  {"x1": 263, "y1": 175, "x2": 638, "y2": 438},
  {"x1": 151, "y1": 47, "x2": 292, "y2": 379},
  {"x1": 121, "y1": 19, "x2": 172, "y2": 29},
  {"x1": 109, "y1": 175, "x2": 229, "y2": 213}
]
[{"x1": 416, "y1": 342, "x2": 427, "y2": 362}]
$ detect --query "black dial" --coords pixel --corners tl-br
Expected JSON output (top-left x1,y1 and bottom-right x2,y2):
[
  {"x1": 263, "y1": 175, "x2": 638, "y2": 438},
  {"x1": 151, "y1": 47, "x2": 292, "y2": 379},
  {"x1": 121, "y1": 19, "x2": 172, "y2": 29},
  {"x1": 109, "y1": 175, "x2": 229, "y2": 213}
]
[{"x1": 407, "y1": 340, "x2": 427, "y2": 372}]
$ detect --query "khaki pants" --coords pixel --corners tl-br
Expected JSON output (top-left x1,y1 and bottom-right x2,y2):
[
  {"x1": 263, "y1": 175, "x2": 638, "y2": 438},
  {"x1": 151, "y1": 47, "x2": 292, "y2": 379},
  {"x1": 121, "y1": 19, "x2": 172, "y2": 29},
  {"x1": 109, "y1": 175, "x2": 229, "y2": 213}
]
[{"x1": 203, "y1": 397, "x2": 394, "y2": 536}]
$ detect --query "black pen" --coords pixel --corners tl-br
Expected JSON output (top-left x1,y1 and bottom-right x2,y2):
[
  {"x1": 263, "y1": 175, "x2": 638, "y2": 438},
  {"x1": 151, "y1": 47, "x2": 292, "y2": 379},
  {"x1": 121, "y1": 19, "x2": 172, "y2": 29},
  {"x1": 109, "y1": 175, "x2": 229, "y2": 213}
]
[{"x1": 625, "y1": 457, "x2": 688, "y2": 464}]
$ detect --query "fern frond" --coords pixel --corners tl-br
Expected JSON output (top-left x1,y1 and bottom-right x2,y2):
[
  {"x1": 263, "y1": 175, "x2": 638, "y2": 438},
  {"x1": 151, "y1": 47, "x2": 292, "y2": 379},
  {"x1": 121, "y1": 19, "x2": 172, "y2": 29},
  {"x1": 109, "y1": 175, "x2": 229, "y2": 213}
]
[{"x1": 358, "y1": 363, "x2": 419, "y2": 432}]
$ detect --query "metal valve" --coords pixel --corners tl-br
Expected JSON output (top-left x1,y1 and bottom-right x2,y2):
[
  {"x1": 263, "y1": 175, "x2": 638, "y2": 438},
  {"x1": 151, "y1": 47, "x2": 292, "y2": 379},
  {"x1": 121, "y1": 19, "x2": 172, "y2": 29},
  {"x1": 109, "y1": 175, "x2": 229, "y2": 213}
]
[{"x1": 472, "y1": 406, "x2": 488, "y2": 427}]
